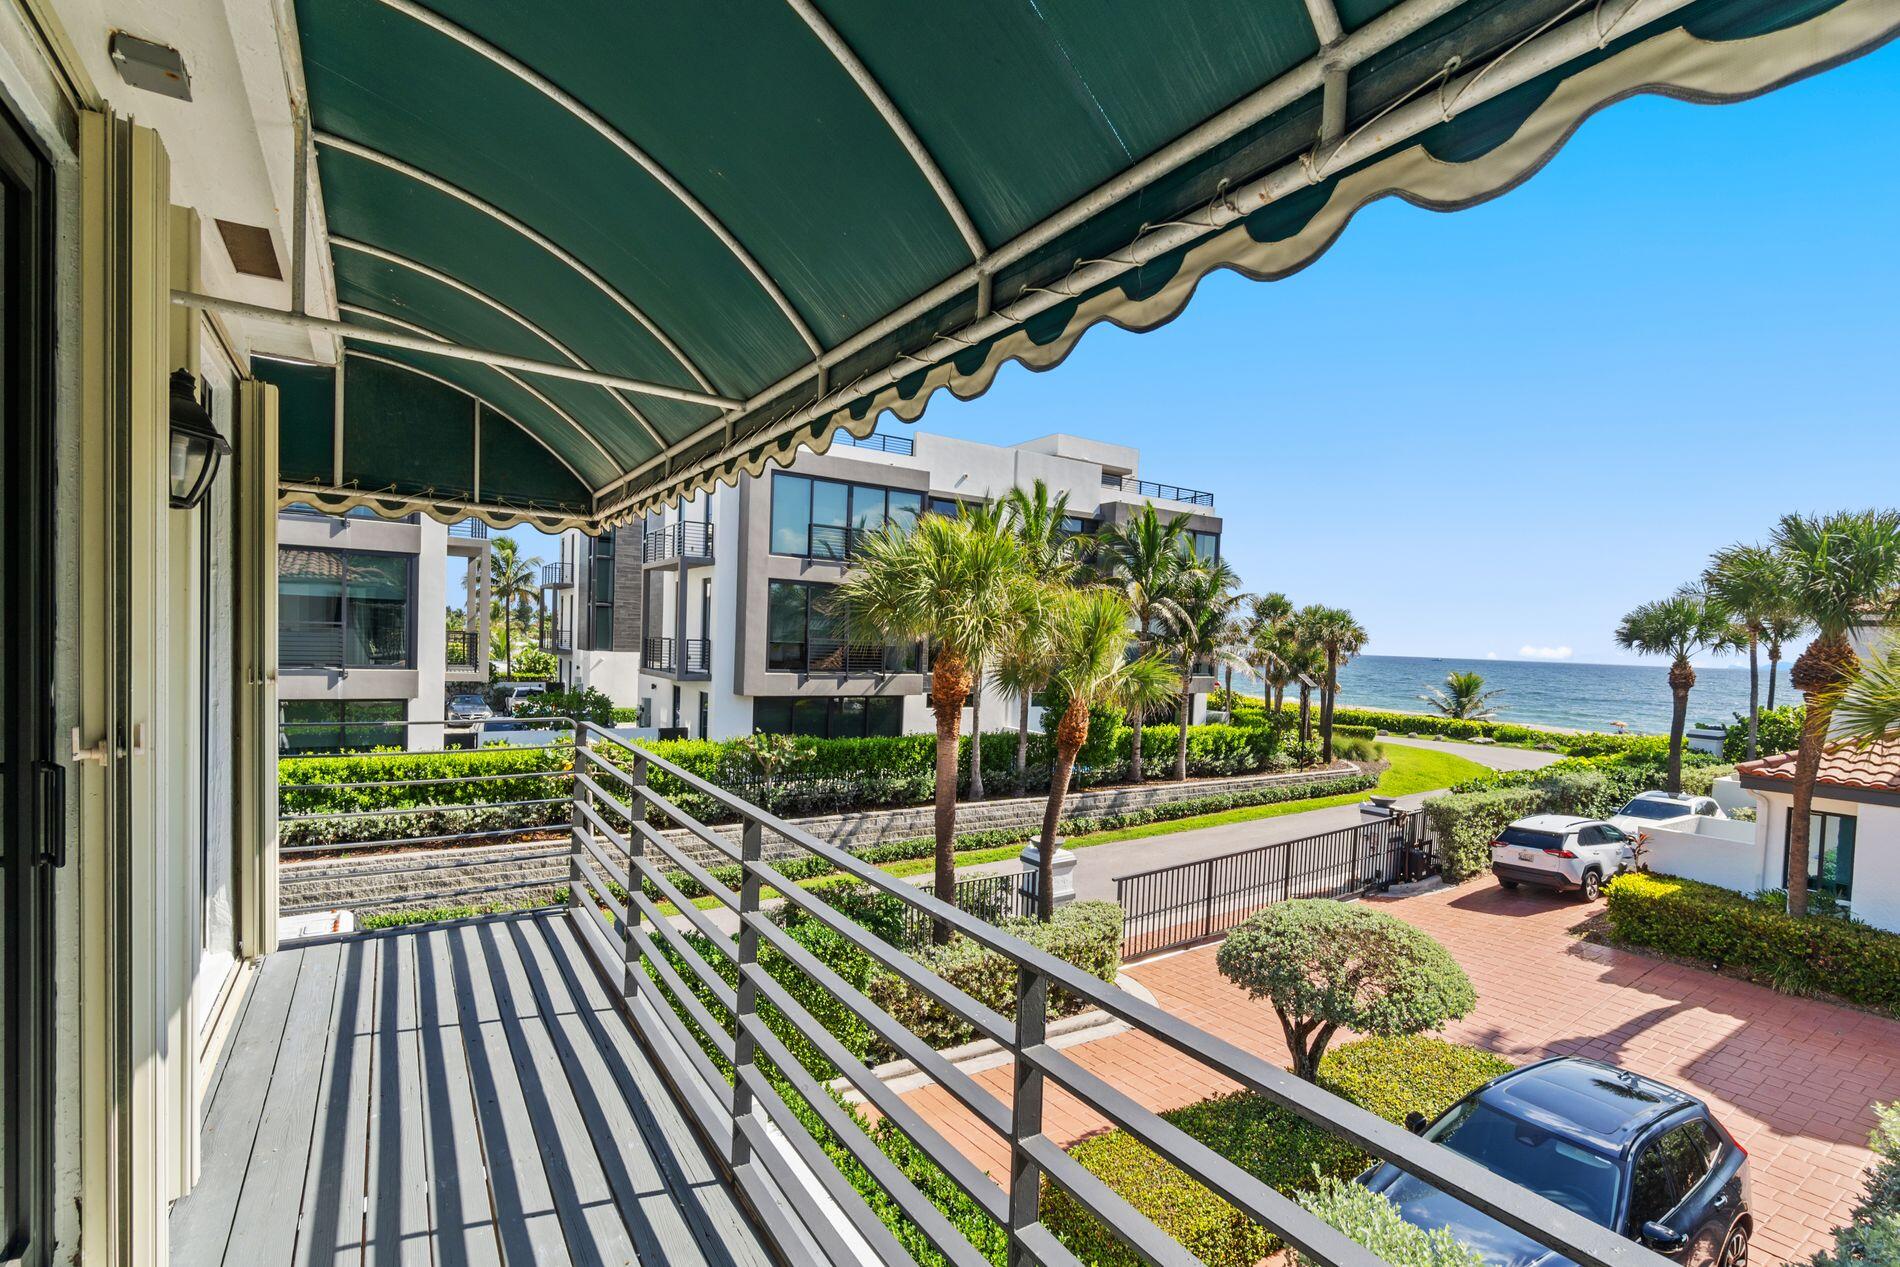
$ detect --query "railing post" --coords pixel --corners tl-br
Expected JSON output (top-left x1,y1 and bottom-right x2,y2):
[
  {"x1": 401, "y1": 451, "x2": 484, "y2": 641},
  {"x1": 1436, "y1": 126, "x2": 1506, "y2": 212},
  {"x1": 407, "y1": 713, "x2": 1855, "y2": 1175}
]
[
  {"x1": 730, "y1": 815, "x2": 764, "y2": 1168},
  {"x1": 1282, "y1": 836, "x2": 1295, "y2": 902},
  {"x1": 1007, "y1": 966, "x2": 1049, "y2": 1267},
  {"x1": 1200, "y1": 858, "x2": 1215, "y2": 941},
  {"x1": 620, "y1": 747, "x2": 648, "y2": 999},
  {"x1": 1351, "y1": 821, "x2": 1363, "y2": 894},
  {"x1": 569, "y1": 719, "x2": 590, "y2": 914}
]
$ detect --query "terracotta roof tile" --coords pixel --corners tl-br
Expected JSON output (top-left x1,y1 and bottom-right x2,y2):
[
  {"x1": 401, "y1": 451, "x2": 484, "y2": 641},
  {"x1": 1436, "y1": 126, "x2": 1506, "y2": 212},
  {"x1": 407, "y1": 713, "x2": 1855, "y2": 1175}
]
[{"x1": 1738, "y1": 738, "x2": 1900, "y2": 793}]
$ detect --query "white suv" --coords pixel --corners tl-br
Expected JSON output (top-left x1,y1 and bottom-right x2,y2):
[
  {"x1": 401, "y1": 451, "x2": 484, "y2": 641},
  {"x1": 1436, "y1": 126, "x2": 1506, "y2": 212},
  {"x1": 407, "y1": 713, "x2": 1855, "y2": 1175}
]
[
  {"x1": 1489, "y1": 814, "x2": 1633, "y2": 901},
  {"x1": 1608, "y1": 790, "x2": 1725, "y2": 836}
]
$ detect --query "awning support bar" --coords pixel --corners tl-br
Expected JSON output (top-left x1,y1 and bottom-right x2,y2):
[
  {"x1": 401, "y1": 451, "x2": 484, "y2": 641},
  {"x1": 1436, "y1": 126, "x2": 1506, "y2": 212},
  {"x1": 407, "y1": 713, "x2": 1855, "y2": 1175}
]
[{"x1": 170, "y1": 290, "x2": 742, "y2": 410}]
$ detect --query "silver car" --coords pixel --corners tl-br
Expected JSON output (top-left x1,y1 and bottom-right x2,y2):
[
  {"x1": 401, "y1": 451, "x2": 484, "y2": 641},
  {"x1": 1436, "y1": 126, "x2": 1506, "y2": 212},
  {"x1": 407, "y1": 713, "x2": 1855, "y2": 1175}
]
[{"x1": 447, "y1": 693, "x2": 494, "y2": 723}]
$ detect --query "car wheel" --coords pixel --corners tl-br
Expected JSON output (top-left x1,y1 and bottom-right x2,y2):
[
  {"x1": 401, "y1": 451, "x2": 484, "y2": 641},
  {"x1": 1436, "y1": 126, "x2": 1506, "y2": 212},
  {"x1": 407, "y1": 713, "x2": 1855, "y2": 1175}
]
[
  {"x1": 1719, "y1": 1222, "x2": 1749, "y2": 1267},
  {"x1": 1579, "y1": 869, "x2": 1603, "y2": 901},
  {"x1": 1499, "y1": 879, "x2": 1519, "y2": 890}
]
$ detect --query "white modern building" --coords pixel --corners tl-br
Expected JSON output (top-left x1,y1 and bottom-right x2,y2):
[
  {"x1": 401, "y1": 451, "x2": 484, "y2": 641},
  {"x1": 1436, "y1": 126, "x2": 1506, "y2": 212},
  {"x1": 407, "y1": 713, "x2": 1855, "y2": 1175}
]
[
  {"x1": 276, "y1": 502, "x2": 491, "y2": 750},
  {"x1": 544, "y1": 429, "x2": 1223, "y2": 739}
]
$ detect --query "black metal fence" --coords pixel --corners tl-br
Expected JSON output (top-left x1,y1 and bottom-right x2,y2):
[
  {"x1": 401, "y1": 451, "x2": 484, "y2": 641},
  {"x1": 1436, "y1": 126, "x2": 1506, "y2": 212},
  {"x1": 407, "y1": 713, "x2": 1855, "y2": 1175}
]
[
  {"x1": 899, "y1": 871, "x2": 1034, "y2": 947},
  {"x1": 1116, "y1": 809, "x2": 1434, "y2": 959}
]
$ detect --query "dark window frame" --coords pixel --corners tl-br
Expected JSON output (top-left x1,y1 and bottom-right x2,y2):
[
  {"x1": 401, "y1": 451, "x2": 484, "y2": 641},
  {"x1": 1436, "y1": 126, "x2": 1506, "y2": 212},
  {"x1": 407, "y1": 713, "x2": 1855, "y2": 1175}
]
[
  {"x1": 766, "y1": 579, "x2": 920, "y2": 675},
  {"x1": 1784, "y1": 808, "x2": 1856, "y2": 899},
  {"x1": 278, "y1": 544, "x2": 418, "y2": 670},
  {"x1": 752, "y1": 695, "x2": 904, "y2": 739},
  {"x1": 770, "y1": 470, "x2": 926, "y2": 560}
]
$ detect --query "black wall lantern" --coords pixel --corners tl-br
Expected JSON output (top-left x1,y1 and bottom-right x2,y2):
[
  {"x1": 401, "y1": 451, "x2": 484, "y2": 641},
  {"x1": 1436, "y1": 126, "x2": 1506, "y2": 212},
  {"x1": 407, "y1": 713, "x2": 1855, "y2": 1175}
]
[{"x1": 169, "y1": 369, "x2": 230, "y2": 509}]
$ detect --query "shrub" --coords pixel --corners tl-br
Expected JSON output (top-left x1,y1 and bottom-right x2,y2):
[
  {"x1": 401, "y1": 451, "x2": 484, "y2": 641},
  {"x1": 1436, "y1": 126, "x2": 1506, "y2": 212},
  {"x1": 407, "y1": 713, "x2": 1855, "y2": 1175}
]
[
  {"x1": 1679, "y1": 762, "x2": 1737, "y2": 796},
  {"x1": 1810, "y1": 1102, "x2": 1900, "y2": 1267},
  {"x1": 1422, "y1": 786, "x2": 1546, "y2": 881},
  {"x1": 1723, "y1": 703, "x2": 1803, "y2": 761},
  {"x1": 610, "y1": 706, "x2": 642, "y2": 724},
  {"x1": 864, "y1": 901, "x2": 1123, "y2": 1053},
  {"x1": 516, "y1": 686, "x2": 617, "y2": 727},
  {"x1": 1216, "y1": 902, "x2": 1477, "y2": 1078},
  {"x1": 1332, "y1": 723, "x2": 1378, "y2": 741},
  {"x1": 1294, "y1": 1179, "x2": 1485, "y2": 1267},
  {"x1": 1046, "y1": 1037, "x2": 1513, "y2": 1267},
  {"x1": 1603, "y1": 873, "x2": 1900, "y2": 1014}
]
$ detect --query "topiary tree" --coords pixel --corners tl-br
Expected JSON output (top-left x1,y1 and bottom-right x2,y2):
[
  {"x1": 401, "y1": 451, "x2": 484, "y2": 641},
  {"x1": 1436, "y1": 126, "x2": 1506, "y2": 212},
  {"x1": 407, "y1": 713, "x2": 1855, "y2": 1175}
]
[
  {"x1": 1216, "y1": 901, "x2": 1476, "y2": 1080},
  {"x1": 1294, "y1": 1178, "x2": 1485, "y2": 1267}
]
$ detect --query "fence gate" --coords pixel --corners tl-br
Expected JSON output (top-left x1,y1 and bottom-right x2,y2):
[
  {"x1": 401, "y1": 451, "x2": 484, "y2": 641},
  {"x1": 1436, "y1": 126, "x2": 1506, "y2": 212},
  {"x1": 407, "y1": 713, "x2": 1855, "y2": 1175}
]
[{"x1": 1115, "y1": 809, "x2": 1434, "y2": 959}]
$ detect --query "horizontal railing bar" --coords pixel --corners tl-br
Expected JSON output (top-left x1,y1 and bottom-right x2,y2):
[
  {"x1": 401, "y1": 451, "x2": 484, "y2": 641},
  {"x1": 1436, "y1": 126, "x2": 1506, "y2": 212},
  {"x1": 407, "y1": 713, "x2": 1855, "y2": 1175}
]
[
  {"x1": 281, "y1": 715, "x2": 577, "y2": 729},
  {"x1": 278, "y1": 847, "x2": 569, "y2": 882},
  {"x1": 281, "y1": 769, "x2": 576, "y2": 794},
  {"x1": 628, "y1": 819, "x2": 740, "y2": 913},
  {"x1": 737, "y1": 1065, "x2": 919, "y2": 1267},
  {"x1": 628, "y1": 782, "x2": 742, "y2": 865},
  {"x1": 571, "y1": 849, "x2": 628, "y2": 928},
  {"x1": 1026, "y1": 1135, "x2": 1204, "y2": 1267},
  {"x1": 281, "y1": 796, "x2": 570, "y2": 824},
  {"x1": 1023, "y1": 1042, "x2": 1387, "y2": 1267},
  {"x1": 634, "y1": 929, "x2": 738, "y2": 1064},
  {"x1": 278, "y1": 823, "x2": 567, "y2": 855},
  {"x1": 573, "y1": 800, "x2": 635, "y2": 876},
  {"x1": 282, "y1": 743, "x2": 572, "y2": 761},
  {"x1": 740, "y1": 959, "x2": 1011, "y2": 1223},
  {"x1": 1010, "y1": 1222, "x2": 1086, "y2": 1267},
  {"x1": 280, "y1": 876, "x2": 564, "y2": 917},
  {"x1": 757, "y1": 862, "x2": 1015, "y2": 1048},
  {"x1": 733, "y1": 1109, "x2": 871, "y2": 1267},
  {"x1": 729, "y1": 1157, "x2": 829, "y2": 1267},
  {"x1": 630, "y1": 858, "x2": 739, "y2": 961},
  {"x1": 570, "y1": 879, "x2": 629, "y2": 979},
  {"x1": 740, "y1": 1006, "x2": 1009, "y2": 1254},
  {"x1": 627, "y1": 986, "x2": 737, "y2": 1131},
  {"x1": 573, "y1": 765, "x2": 637, "y2": 822},
  {"x1": 572, "y1": 876, "x2": 625, "y2": 968}
]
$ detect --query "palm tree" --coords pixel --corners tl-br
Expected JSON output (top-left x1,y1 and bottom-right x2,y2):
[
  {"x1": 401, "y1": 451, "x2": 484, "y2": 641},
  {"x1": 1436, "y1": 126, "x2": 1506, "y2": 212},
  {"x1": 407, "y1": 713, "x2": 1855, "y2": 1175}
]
[
  {"x1": 1703, "y1": 543, "x2": 1789, "y2": 760},
  {"x1": 1240, "y1": 592, "x2": 1293, "y2": 716},
  {"x1": 1301, "y1": 605, "x2": 1369, "y2": 762},
  {"x1": 1284, "y1": 638, "x2": 1326, "y2": 747},
  {"x1": 489, "y1": 536, "x2": 541, "y2": 675},
  {"x1": 1033, "y1": 588, "x2": 1179, "y2": 918},
  {"x1": 998, "y1": 481, "x2": 1083, "y2": 783},
  {"x1": 1834, "y1": 640, "x2": 1900, "y2": 746},
  {"x1": 1420, "y1": 671, "x2": 1503, "y2": 720},
  {"x1": 1770, "y1": 510, "x2": 1900, "y2": 917},
  {"x1": 1167, "y1": 560, "x2": 1242, "y2": 779},
  {"x1": 1613, "y1": 589, "x2": 1721, "y2": 793},
  {"x1": 958, "y1": 502, "x2": 1014, "y2": 801},
  {"x1": 1096, "y1": 505, "x2": 1190, "y2": 782},
  {"x1": 831, "y1": 514, "x2": 1034, "y2": 939},
  {"x1": 1764, "y1": 610, "x2": 1807, "y2": 711}
]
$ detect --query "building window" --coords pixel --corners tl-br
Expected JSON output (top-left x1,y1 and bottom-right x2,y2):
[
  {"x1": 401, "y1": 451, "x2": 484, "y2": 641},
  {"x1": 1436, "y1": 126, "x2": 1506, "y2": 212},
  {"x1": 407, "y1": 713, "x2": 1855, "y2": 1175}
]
[
  {"x1": 278, "y1": 546, "x2": 413, "y2": 669},
  {"x1": 279, "y1": 699, "x2": 407, "y2": 753},
  {"x1": 588, "y1": 528, "x2": 615, "y2": 649},
  {"x1": 1059, "y1": 515, "x2": 1094, "y2": 537},
  {"x1": 1187, "y1": 530, "x2": 1220, "y2": 561},
  {"x1": 771, "y1": 472, "x2": 923, "y2": 559},
  {"x1": 753, "y1": 695, "x2": 902, "y2": 738},
  {"x1": 766, "y1": 580, "x2": 920, "y2": 674},
  {"x1": 1785, "y1": 810, "x2": 1856, "y2": 899},
  {"x1": 928, "y1": 496, "x2": 967, "y2": 519}
]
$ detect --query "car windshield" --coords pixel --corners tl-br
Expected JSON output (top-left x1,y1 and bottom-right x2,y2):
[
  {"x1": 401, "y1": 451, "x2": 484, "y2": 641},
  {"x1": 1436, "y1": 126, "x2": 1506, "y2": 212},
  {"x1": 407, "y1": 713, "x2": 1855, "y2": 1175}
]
[
  {"x1": 1617, "y1": 798, "x2": 1692, "y2": 820},
  {"x1": 451, "y1": 696, "x2": 486, "y2": 708},
  {"x1": 1426, "y1": 1100, "x2": 1622, "y2": 1224},
  {"x1": 1497, "y1": 826, "x2": 1563, "y2": 850}
]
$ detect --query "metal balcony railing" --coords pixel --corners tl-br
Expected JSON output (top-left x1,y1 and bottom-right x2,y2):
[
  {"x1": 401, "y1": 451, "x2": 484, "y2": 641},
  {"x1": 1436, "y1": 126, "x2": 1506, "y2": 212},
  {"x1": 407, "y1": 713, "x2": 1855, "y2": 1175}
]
[
  {"x1": 802, "y1": 522, "x2": 874, "y2": 562},
  {"x1": 445, "y1": 628, "x2": 480, "y2": 668},
  {"x1": 541, "y1": 561, "x2": 573, "y2": 588},
  {"x1": 643, "y1": 635, "x2": 675, "y2": 671},
  {"x1": 642, "y1": 520, "x2": 715, "y2": 564},
  {"x1": 448, "y1": 519, "x2": 488, "y2": 539},
  {"x1": 546, "y1": 625, "x2": 574, "y2": 653},
  {"x1": 682, "y1": 637, "x2": 711, "y2": 675},
  {"x1": 831, "y1": 430, "x2": 914, "y2": 456},
  {"x1": 1102, "y1": 472, "x2": 1215, "y2": 507},
  {"x1": 562, "y1": 725, "x2": 1669, "y2": 1267}
]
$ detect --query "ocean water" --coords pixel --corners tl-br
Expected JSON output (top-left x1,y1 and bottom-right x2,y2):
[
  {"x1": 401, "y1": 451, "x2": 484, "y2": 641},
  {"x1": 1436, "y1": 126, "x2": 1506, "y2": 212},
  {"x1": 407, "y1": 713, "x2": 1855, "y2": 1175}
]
[{"x1": 1230, "y1": 655, "x2": 1796, "y2": 736}]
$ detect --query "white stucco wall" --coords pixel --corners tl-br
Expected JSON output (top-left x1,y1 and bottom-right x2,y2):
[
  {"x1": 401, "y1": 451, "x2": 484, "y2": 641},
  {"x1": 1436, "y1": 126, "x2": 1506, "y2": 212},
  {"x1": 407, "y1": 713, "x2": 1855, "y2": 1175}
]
[
  {"x1": 412, "y1": 518, "x2": 447, "y2": 748},
  {"x1": 1750, "y1": 789, "x2": 1900, "y2": 934},
  {"x1": 1638, "y1": 817, "x2": 1766, "y2": 895}
]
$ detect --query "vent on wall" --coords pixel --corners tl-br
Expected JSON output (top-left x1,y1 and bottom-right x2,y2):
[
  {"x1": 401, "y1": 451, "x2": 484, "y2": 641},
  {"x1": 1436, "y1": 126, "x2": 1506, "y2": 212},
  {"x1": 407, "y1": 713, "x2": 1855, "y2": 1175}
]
[{"x1": 214, "y1": 220, "x2": 283, "y2": 280}]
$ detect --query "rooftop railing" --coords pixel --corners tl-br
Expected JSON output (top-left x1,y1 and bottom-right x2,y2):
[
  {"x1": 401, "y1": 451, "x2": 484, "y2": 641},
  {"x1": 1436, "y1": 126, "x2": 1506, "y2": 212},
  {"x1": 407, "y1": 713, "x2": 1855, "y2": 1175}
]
[
  {"x1": 562, "y1": 722, "x2": 1671, "y2": 1267},
  {"x1": 1102, "y1": 472, "x2": 1215, "y2": 508},
  {"x1": 831, "y1": 430, "x2": 914, "y2": 456},
  {"x1": 448, "y1": 519, "x2": 489, "y2": 539},
  {"x1": 541, "y1": 560, "x2": 574, "y2": 588}
]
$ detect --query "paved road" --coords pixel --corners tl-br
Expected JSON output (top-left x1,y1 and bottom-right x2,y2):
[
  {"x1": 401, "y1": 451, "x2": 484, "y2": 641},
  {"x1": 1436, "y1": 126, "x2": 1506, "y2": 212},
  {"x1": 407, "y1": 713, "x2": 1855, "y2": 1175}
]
[{"x1": 968, "y1": 736, "x2": 1562, "y2": 903}]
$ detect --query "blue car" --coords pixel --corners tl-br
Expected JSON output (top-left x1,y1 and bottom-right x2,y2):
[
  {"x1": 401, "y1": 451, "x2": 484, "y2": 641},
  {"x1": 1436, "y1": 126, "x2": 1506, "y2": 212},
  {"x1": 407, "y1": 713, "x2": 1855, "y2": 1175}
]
[{"x1": 1362, "y1": 1057, "x2": 1752, "y2": 1267}]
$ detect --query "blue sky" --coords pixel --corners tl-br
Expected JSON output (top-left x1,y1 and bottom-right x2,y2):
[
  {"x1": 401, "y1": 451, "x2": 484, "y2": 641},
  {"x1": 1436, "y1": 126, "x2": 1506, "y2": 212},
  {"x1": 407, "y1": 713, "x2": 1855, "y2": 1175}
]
[{"x1": 499, "y1": 41, "x2": 1900, "y2": 666}]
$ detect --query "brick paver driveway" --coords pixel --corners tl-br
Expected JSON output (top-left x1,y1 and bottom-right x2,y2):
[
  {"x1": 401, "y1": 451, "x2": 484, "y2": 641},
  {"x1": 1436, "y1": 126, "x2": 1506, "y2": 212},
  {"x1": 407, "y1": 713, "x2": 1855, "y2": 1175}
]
[{"x1": 899, "y1": 881, "x2": 1900, "y2": 1264}]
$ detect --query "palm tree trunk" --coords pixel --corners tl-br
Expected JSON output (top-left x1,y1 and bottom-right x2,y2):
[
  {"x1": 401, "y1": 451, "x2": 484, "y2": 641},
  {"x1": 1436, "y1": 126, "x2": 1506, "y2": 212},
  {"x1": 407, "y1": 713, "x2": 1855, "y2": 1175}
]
[
  {"x1": 929, "y1": 655, "x2": 972, "y2": 943},
  {"x1": 1667, "y1": 686, "x2": 1688, "y2": 793},
  {"x1": 1129, "y1": 710, "x2": 1145, "y2": 784},
  {"x1": 1298, "y1": 686, "x2": 1311, "y2": 746},
  {"x1": 504, "y1": 606, "x2": 514, "y2": 675},
  {"x1": 1745, "y1": 633, "x2": 1761, "y2": 760},
  {"x1": 1787, "y1": 694, "x2": 1833, "y2": 918},
  {"x1": 1766, "y1": 645, "x2": 1781, "y2": 710},
  {"x1": 1222, "y1": 667, "x2": 1233, "y2": 723},
  {"x1": 1015, "y1": 693, "x2": 1031, "y2": 786},
  {"x1": 969, "y1": 671, "x2": 986, "y2": 801},
  {"x1": 1041, "y1": 703, "x2": 1087, "y2": 921},
  {"x1": 1174, "y1": 694, "x2": 1190, "y2": 782},
  {"x1": 1320, "y1": 652, "x2": 1338, "y2": 762}
]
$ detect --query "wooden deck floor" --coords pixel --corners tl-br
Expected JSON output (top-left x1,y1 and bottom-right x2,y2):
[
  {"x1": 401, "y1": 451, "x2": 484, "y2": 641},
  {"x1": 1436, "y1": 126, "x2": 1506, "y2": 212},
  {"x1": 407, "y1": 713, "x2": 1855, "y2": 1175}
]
[{"x1": 170, "y1": 910, "x2": 778, "y2": 1267}]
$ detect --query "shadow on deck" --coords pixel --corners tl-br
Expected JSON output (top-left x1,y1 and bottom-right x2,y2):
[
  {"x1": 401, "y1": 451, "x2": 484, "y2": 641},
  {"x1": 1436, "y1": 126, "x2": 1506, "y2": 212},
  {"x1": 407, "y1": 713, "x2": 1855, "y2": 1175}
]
[{"x1": 170, "y1": 910, "x2": 777, "y2": 1267}]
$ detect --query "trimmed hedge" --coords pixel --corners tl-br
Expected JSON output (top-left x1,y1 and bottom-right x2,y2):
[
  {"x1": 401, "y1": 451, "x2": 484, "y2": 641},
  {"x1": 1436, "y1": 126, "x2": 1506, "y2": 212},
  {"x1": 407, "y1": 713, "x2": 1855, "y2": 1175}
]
[
  {"x1": 1604, "y1": 872, "x2": 1900, "y2": 1015},
  {"x1": 1295, "y1": 1179, "x2": 1485, "y2": 1267},
  {"x1": 1231, "y1": 698, "x2": 1659, "y2": 754},
  {"x1": 1045, "y1": 1038, "x2": 1514, "y2": 1267},
  {"x1": 1422, "y1": 786, "x2": 1546, "y2": 882}
]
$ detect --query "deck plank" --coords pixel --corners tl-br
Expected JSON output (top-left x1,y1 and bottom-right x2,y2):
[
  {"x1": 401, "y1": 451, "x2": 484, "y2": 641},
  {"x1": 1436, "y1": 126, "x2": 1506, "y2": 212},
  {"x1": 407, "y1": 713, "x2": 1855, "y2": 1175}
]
[
  {"x1": 294, "y1": 937, "x2": 381, "y2": 1267},
  {"x1": 473, "y1": 917, "x2": 640, "y2": 1267},
  {"x1": 447, "y1": 921, "x2": 574, "y2": 1265},
  {"x1": 416, "y1": 928, "x2": 504, "y2": 1267},
  {"x1": 520, "y1": 915, "x2": 771, "y2": 1267},
  {"x1": 223, "y1": 942, "x2": 346, "y2": 1266},
  {"x1": 170, "y1": 945, "x2": 308, "y2": 1264},
  {"x1": 366, "y1": 933, "x2": 435, "y2": 1266}
]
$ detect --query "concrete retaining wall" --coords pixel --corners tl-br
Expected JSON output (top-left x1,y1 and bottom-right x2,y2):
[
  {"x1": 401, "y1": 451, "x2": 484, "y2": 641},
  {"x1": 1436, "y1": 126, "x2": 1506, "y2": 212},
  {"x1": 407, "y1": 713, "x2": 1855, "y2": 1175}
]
[{"x1": 281, "y1": 762, "x2": 1370, "y2": 917}]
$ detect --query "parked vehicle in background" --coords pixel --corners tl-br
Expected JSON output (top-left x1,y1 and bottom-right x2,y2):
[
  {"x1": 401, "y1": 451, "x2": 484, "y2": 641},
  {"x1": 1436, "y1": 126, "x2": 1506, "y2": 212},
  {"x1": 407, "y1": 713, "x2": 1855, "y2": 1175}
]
[
  {"x1": 1490, "y1": 814, "x2": 1633, "y2": 900},
  {"x1": 501, "y1": 681, "x2": 548, "y2": 714},
  {"x1": 1363, "y1": 1056, "x2": 1752, "y2": 1267},
  {"x1": 447, "y1": 693, "x2": 494, "y2": 723},
  {"x1": 1610, "y1": 791, "x2": 1725, "y2": 836}
]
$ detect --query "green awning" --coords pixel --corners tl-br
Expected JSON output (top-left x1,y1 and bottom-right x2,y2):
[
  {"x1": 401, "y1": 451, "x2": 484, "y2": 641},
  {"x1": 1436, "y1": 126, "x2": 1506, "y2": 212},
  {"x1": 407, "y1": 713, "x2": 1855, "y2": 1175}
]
[{"x1": 281, "y1": 0, "x2": 1897, "y2": 529}]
